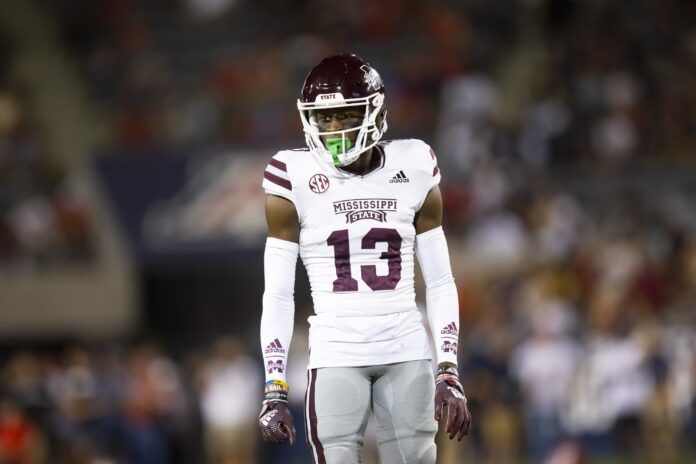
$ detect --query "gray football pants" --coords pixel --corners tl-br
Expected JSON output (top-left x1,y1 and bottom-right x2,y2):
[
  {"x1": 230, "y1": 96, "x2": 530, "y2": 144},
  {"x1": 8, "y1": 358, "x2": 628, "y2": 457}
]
[{"x1": 305, "y1": 360, "x2": 437, "y2": 464}]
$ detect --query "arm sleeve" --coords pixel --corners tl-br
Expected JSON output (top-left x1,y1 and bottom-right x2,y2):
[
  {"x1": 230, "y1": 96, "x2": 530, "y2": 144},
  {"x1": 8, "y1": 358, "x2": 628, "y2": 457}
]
[
  {"x1": 415, "y1": 226, "x2": 459, "y2": 366},
  {"x1": 260, "y1": 237, "x2": 299, "y2": 383}
]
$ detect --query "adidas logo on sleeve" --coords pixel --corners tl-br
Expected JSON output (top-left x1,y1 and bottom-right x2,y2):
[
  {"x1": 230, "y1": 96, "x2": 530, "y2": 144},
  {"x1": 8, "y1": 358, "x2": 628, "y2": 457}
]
[
  {"x1": 440, "y1": 322, "x2": 459, "y2": 336},
  {"x1": 264, "y1": 338, "x2": 286, "y2": 354},
  {"x1": 389, "y1": 170, "x2": 410, "y2": 183}
]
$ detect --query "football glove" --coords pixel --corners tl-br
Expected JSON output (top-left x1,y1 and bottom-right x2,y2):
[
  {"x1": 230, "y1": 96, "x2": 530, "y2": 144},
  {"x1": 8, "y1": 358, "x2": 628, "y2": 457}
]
[
  {"x1": 434, "y1": 365, "x2": 471, "y2": 441},
  {"x1": 259, "y1": 380, "x2": 296, "y2": 446}
]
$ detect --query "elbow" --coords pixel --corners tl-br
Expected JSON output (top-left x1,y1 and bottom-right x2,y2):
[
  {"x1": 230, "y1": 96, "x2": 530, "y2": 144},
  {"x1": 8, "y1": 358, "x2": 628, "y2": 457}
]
[{"x1": 425, "y1": 273, "x2": 455, "y2": 290}]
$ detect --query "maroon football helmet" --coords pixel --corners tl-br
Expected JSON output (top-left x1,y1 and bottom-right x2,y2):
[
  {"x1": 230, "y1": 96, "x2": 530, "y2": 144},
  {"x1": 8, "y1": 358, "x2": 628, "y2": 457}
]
[{"x1": 297, "y1": 53, "x2": 388, "y2": 166}]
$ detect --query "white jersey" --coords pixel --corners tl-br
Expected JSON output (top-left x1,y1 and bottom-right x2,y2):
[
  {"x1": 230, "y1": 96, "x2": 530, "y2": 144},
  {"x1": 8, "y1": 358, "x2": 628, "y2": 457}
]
[{"x1": 262, "y1": 139, "x2": 441, "y2": 368}]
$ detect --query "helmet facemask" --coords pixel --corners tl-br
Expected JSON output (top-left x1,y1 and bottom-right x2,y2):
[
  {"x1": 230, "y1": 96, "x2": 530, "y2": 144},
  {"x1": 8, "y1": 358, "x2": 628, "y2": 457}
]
[{"x1": 298, "y1": 92, "x2": 388, "y2": 167}]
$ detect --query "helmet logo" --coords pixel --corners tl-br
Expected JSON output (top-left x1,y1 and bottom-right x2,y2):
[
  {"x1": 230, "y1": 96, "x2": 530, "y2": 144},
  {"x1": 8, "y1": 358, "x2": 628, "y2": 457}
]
[
  {"x1": 309, "y1": 174, "x2": 330, "y2": 194},
  {"x1": 360, "y1": 65, "x2": 383, "y2": 91},
  {"x1": 315, "y1": 93, "x2": 345, "y2": 103}
]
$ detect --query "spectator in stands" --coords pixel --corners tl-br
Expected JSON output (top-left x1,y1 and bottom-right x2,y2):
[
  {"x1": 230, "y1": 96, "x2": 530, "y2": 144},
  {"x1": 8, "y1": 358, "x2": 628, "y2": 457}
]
[
  {"x1": 0, "y1": 398, "x2": 45, "y2": 463},
  {"x1": 197, "y1": 337, "x2": 260, "y2": 464},
  {"x1": 510, "y1": 302, "x2": 581, "y2": 461}
]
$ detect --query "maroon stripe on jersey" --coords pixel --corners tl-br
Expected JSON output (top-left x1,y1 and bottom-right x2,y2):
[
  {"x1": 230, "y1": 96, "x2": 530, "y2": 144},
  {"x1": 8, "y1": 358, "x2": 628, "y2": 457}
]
[
  {"x1": 269, "y1": 158, "x2": 287, "y2": 172},
  {"x1": 433, "y1": 165, "x2": 440, "y2": 176},
  {"x1": 264, "y1": 170, "x2": 292, "y2": 191},
  {"x1": 308, "y1": 369, "x2": 326, "y2": 464}
]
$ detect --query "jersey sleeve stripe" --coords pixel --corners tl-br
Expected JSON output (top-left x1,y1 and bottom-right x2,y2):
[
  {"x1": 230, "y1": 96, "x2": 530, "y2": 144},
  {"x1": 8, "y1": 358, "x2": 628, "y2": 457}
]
[
  {"x1": 433, "y1": 165, "x2": 440, "y2": 176},
  {"x1": 264, "y1": 170, "x2": 292, "y2": 191},
  {"x1": 266, "y1": 163, "x2": 290, "y2": 180},
  {"x1": 269, "y1": 158, "x2": 287, "y2": 172}
]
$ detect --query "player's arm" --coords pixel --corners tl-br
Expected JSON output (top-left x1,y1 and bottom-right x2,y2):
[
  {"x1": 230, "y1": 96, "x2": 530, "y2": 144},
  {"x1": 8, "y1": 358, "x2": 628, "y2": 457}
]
[
  {"x1": 415, "y1": 185, "x2": 471, "y2": 440},
  {"x1": 414, "y1": 185, "x2": 455, "y2": 367},
  {"x1": 258, "y1": 194, "x2": 299, "y2": 445},
  {"x1": 266, "y1": 194, "x2": 300, "y2": 242}
]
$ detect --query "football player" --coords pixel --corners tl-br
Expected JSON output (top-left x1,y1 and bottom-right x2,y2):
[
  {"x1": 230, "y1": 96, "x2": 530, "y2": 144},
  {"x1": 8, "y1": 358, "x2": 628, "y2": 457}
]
[{"x1": 259, "y1": 53, "x2": 471, "y2": 463}]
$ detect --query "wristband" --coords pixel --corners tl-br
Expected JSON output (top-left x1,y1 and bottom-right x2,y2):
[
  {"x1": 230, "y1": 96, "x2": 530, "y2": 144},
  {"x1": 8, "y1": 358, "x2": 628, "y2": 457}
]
[
  {"x1": 265, "y1": 379, "x2": 289, "y2": 395},
  {"x1": 435, "y1": 373, "x2": 460, "y2": 384},
  {"x1": 436, "y1": 365, "x2": 459, "y2": 378},
  {"x1": 263, "y1": 392, "x2": 289, "y2": 402}
]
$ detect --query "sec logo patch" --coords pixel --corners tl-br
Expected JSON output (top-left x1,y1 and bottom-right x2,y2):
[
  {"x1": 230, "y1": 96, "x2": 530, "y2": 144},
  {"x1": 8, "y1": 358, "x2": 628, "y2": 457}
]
[{"x1": 309, "y1": 174, "x2": 330, "y2": 194}]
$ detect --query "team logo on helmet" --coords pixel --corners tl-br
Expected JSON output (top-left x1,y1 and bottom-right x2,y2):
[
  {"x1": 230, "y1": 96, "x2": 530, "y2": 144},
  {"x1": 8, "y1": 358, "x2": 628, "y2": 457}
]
[
  {"x1": 309, "y1": 174, "x2": 330, "y2": 194},
  {"x1": 360, "y1": 65, "x2": 383, "y2": 91},
  {"x1": 316, "y1": 93, "x2": 345, "y2": 103}
]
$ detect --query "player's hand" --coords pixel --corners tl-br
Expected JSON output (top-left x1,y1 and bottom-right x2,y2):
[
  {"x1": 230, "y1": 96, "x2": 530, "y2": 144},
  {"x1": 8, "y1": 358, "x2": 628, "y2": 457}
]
[
  {"x1": 434, "y1": 372, "x2": 471, "y2": 441},
  {"x1": 259, "y1": 399, "x2": 296, "y2": 446}
]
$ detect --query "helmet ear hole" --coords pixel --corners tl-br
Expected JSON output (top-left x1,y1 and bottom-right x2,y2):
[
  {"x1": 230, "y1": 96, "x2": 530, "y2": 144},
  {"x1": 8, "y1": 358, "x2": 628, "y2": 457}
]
[{"x1": 372, "y1": 94, "x2": 384, "y2": 107}]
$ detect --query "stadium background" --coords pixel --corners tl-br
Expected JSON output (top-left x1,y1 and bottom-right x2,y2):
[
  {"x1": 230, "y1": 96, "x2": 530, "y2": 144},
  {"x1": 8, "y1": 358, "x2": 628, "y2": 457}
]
[{"x1": 0, "y1": 0, "x2": 694, "y2": 462}]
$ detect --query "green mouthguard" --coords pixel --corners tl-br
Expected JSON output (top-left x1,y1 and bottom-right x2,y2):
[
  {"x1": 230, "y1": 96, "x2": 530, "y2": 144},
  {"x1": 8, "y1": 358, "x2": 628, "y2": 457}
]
[{"x1": 325, "y1": 138, "x2": 352, "y2": 165}]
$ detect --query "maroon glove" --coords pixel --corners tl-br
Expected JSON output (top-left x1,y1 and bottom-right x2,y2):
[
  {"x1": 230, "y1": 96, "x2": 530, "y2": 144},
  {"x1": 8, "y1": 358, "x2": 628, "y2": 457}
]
[
  {"x1": 259, "y1": 399, "x2": 296, "y2": 446},
  {"x1": 434, "y1": 369, "x2": 471, "y2": 441}
]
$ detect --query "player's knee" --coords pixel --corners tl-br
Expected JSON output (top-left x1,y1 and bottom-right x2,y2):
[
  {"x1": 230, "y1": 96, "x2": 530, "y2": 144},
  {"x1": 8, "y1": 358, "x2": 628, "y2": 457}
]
[
  {"x1": 410, "y1": 416, "x2": 437, "y2": 441},
  {"x1": 401, "y1": 431, "x2": 437, "y2": 464},
  {"x1": 380, "y1": 435, "x2": 436, "y2": 464},
  {"x1": 378, "y1": 425, "x2": 436, "y2": 464},
  {"x1": 415, "y1": 441, "x2": 437, "y2": 464},
  {"x1": 321, "y1": 442, "x2": 362, "y2": 464}
]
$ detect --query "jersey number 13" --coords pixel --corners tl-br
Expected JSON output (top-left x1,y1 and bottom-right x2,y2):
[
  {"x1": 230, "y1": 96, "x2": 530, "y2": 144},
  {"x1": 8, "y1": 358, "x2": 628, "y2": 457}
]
[{"x1": 327, "y1": 228, "x2": 402, "y2": 292}]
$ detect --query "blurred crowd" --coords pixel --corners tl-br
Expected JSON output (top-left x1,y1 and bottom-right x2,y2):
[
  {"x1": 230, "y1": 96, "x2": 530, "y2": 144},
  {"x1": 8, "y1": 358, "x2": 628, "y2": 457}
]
[
  {"x1": 0, "y1": 30, "x2": 93, "y2": 268},
  {"x1": 53, "y1": 0, "x2": 694, "y2": 163},
  {"x1": 0, "y1": 294, "x2": 694, "y2": 464},
  {"x1": 0, "y1": 338, "x2": 265, "y2": 464},
  {"x1": 448, "y1": 195, "x2": 696, "y2": 462}
]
